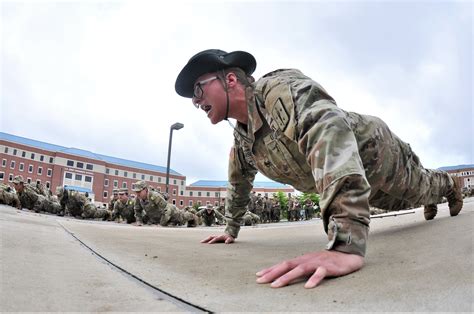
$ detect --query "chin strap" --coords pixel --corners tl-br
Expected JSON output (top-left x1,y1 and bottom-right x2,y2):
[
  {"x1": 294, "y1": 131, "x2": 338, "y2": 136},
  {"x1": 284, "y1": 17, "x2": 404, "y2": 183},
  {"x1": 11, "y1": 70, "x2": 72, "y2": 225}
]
[{"x1": 221, "y1": 70, "x2": 230, "y2": 121}]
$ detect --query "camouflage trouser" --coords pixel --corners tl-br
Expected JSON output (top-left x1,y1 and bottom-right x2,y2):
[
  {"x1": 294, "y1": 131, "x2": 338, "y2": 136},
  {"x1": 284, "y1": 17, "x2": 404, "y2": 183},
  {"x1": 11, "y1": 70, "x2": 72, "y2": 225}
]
[
  {"x1": 0, "y1": 190, "x2": 20, "y2": 208},
  {"x1": 160, "y1": 205, "x2": 197, "y2": 227}
]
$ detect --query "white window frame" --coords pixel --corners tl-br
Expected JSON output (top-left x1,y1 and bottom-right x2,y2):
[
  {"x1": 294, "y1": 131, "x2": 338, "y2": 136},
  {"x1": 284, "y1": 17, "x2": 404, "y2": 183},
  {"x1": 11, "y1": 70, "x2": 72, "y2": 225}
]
[
  {"x1": 28, "y1": 165, "x2": 33, "y2": 173},
  {"x1": 113, "y1": 180, "x2": 118, "y2": 188},
  {"x1": 2, "y1": 159, "x2": 6, "y2": 167},
  {"x1": 0, "y1": 172, "x2": 4, "y2": 181},
  {"x1": 37, "y1": 166, "x2": 43, "y2": 175},
  {"x1": 10, "y1": 160, "x2": 15, "y2": 169},
  {"x1": 19, "y1": 163, "x2": 24, "y2": 171},
  {"x1": 47, "y1": 168, "x2": 52, "y2": 177},
  {"x1": 104, "y1": 179, "x2": 109, "y2": 187}
]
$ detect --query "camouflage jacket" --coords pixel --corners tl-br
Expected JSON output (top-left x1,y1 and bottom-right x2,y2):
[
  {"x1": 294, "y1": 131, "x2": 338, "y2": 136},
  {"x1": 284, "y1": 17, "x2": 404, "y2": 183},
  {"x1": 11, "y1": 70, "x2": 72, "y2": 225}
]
[
  {"x1": 113, "y1": 198, "x2": 135, "y2": 219},
  {"x1": 134, "y1": 190, "x2": 168, "y2": 224},
  {"x1": 17, "y1": 185, "x2": 41, "y2": 210},
  {"x1": 225, "y1": 69, "x2": 420, "y2": 257}
]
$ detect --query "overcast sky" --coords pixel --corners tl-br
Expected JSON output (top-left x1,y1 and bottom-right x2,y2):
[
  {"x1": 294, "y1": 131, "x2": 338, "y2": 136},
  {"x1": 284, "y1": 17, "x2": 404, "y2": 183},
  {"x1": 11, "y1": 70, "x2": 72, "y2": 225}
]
[{"x1": 1, "y1": 0, "x2": 473, "y2": 185}]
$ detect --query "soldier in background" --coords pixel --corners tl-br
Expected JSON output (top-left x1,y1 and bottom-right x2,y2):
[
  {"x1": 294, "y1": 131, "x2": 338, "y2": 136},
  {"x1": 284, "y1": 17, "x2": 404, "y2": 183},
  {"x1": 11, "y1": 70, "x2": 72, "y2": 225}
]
[
  {"x1": 271, "y1": 198, "x2": 281, "y2": 222},
  {"x1": 112, "y1": 188, "x2": 136, "y2": 224},
  {"x1": 242, "y1": 210, "x2": 260, "y2": 226},
  {"x1": 287, "y1": 195, "x2": 294, "y2": 221},
  {"x1": 261, "y1": 195, "x2": 272, "y2": 223},
  {"x1": 13, "y1": 175, "x2": 61, "y2": 214},
  {"x1": 254, "y1": 193, "x2": 264, "y2": 222},
  {"x1": 0, "y1": 182, "x2": 20, "y2": 208},
  {"x1": 108, "y1": 189, "x2": 119, "y2": 210},
  {"x1": 304, "y1": 199, "x2": 314, "y2": 220},
  {"x1": 133, "y1": 180, "x2": 197, "y2": 227},
  {"x1": 197, "y1": 204, "x2": 226, "y2": 226},
  {"x1": 248, "y1": 191, "x2": 257, "y2": 214}
]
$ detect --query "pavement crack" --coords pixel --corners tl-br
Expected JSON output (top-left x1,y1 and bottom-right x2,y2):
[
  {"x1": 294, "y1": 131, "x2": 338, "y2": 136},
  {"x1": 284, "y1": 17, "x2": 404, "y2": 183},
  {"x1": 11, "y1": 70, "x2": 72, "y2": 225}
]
[{"x1": 57, "y1": 221, "x2": 211, "y2": 313}]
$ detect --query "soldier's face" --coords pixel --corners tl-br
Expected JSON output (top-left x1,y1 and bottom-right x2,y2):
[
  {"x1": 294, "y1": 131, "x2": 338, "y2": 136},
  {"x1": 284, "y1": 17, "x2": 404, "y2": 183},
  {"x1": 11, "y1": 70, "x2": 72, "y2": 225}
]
[
  {"x1": 192, "y1": 73, "x2": 231, "y2": 125},
  {"x1": 13, "y1": 183, "x2": 23, "y2": 192},
  {"x1": 119, "y1": 193, "x2": 128, "y2": 201},
  {"x1": 136, "y1": 189, "x2": 147, "y2": 200}
]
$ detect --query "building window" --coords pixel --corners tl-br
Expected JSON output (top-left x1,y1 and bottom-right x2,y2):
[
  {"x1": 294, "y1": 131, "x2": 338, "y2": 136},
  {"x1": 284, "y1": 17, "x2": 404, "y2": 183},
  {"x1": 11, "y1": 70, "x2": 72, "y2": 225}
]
[
  {"x1": 27, "y1": 178, "x2": 31, "y2": 184},
  {"x1": 104, "y1": 179, "x2": 109, "y2": 187},
  {"x1": 0, "y1": 172, "x2": 4, "y2": 180},
  {"x1": 158, "y1": 177, "x2": 162, "y2": 183},
  {"x1": 76, "y1": 162, "x2": 84, "y2": 169},
  {"x1": 123, "y1": 171, "x2": 128, "y2": 178},
  {"x1": 215, "y1": 192, "x2": 219, "y2": 197},
  {"x1": 189, "y1": 191, "x2": 193, "y2": 196},
  {"x1": 19, "y1": 163, "x2": 24, "y2": 171},
  {"x1": 173, "y1": 189, "x2": 177, "y2": 195},
  {"x1": 13, "y1": 149, "x2": 17, "y2": 155},
  {"x1": 75, "y1": 174, "x2": 82, "y2": 181},
  {"x1": 189, "y1": 200, "x2": 193, "y2": 206},
  {"x1": 86, "y1": 164, "x2": 93, "y2": 170},
  {"x1": 10, "y1": 161, "x2": 15, "y2": 169},
  {"x1": 206, "y1": 201, "x2": 210, "y2": 205},
  {"x1": 8, "y1": 173, "x2": 13, "y2": 182},
  {"x1": 103, "y1": 191, "x2": 108, "y2": 198},
  {"x1": 1, "y1": 159, "x2": 6, "y2": 167},
  {"x1": 172, "y1": 199, "x2": 176, "y2": 205},
  {"x1": 197, "y1": 201, "x2": 202, "y2": 206},
  {"x1": 113, "y1": 180, "x2": 118, "y2": 188},
  {"x1": 149, "y1": 175, "x2": 153, "y2": 181},
  {"x1": 206, "y1": 192, "x2": 210, "y2": 197},
  {"x1": 173, "y1": 179, "x2": 176, "y2": 184},
  {"x1": 133, "y1": 173, "x2": 136, "y2": 179},
  {"x1": 40, "y1": 155, "x2": 44, "y2": 162},
  {"x1": 65, "y1": 172, "x2": 73, "y2": 179},
  {"x1": 115, "y1": 170, "x2": 119, "y2": 176},
  {"x1": 31, "y1": 153, "x2": 35, "y2": 159},
  {"x1": 180, "y1": 200, "x2": 183, "y2": 206},
  {"x1": 85, "y1": 176, "x2": 92, "y2": 183},
  {"x1": 21, "y1": 151, "x2": 26, "y2": 157},
  {"x1": 47, "y1": 169, "x2": 52, "y2": 177},
  {"x1": 46, "y1": 182, "x2": 50, "y2": 189},
  {"x1": 37, "y1": 167, "x2": 43, "y2": 175},
  {"x1": 122, "y1": 182, "x2": 127, "y2": 188},
  {"x1": 67, "y1": 160, "x2": 74, "y2": 167},
  {"x1": 141, "y1": 174, "x2": 145, "y2": 180},
  {"x1": 36, "y1": 180, "x2": 41, "y2": 185},
  {"x1": 181, "y1": 180, "x2": 184, "y2": 186},
  {"x1": 4, "y1": 147, "x2": 8, "y2": 153},
  {"x1": 105, "y1": 168, "x2": 110, "y2": 174},
  {"x1": 28, "y1": 165, "x2": 33, "y2": 173},
  {"x1": 180, "y1": 191, "x2": 184, "y2": 196},
  {"x1": 49, "y1": 157, "x2": 54, "y2": 163}
]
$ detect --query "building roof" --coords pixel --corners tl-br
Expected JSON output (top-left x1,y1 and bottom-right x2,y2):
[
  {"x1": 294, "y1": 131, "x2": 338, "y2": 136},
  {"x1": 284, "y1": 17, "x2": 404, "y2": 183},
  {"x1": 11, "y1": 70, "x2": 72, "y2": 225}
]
[
  {"x1": 438, "y1": 164, "x2": 474, "y2": 171},
  {"x1": 0, "y1": 132, "x2": 182, "y2": 176},
  {"x1": 189, "y1": 180, "x2": 293, "y2": 189}
]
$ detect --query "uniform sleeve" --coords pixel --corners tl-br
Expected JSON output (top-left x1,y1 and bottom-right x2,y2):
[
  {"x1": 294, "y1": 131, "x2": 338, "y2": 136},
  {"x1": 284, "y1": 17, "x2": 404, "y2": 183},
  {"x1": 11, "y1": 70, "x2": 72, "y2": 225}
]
[
  {"x1": 134, "y1": 200, "x2": 144, "y2": 223},
  {"x1": 260, "y1": 76, "x2": 371, "y2": 257},
  {"x1": 225, "y1": 144, "x2": 258, "y2": 238},
  {"x1": 295, "y1": 95, "x2": 371, "y2": 256}
]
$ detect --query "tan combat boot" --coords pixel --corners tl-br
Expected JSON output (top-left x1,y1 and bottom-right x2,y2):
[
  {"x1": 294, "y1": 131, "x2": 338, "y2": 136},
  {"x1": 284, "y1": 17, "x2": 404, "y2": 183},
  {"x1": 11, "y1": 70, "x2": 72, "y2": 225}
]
[
  {"x1": 446, "y1": 176, "x2": 463, "y2": 216},
  {"x1": 424, "y1": 204, "x2": 438, "y2": 220}
]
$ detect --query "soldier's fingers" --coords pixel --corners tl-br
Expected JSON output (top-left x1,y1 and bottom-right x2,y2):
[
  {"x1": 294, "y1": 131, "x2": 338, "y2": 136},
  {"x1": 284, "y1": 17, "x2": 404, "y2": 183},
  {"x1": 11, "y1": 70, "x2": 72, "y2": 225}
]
[
  {"x1": 304, "y1": 266, "x2": 327, "y2": 289},
  {"x1": 200, "y1": 235, "x2": 215, "y2": 243},
  {"x1": 224, "y1": 236, "x2": 234, "y2": 244},
  {"x1": 256, "y1": 267, "x2": 273, "y2": 277},
  {"x1": 208, "y1": 235, "x2": 225, "y2": 244},
  {"x1": 256, "y1": 260, "x2": 297, "y2": 284},
  {"x1": 270, "y1": 265, "x2": 309, "y2": 288}
]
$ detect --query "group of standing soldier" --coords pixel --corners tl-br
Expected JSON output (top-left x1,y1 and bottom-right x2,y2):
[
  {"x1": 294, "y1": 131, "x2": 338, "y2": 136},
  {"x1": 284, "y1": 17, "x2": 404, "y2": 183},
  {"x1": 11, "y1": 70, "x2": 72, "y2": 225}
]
[
  {"x1": 247, "y1": 191, "x2": 281, "y2": 223},
  {"x1": 287, "y1": 196, "x2": 320, "y2": 221}
]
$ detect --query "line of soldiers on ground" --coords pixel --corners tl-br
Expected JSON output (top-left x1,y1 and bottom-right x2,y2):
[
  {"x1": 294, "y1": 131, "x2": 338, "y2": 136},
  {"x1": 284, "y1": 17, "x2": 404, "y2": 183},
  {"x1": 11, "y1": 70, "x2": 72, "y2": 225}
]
[{"x1": 0, "y1": 176, "x2": 261, "y2": 228}]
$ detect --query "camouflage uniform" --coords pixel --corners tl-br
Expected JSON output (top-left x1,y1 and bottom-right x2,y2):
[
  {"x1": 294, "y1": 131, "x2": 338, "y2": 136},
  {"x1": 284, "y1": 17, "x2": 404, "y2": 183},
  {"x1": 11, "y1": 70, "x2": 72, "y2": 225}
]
[
  {"x1": 224, "y1": 69, "x2": 457, "y2": 257},
  {"x1": 113, "y1": 198, "x2": 136, "y2": 223},
  {"x1": 108, "y1": 189, "x2": 119, "y2": 210},
  {"x1": 242, "y1": 210, "x2": 260, "y2": 226},
  {"x1": 13, "y1": 176, "x2": 61, "y2": 214},
  {"x1": 133, "y1": 180, "x2": 197, "y2": 227},
  {"x1": 271, "y1": 199, "x2": 281, "y2": 222},
  {"x1": 197, "y1": 205, "x2": 226, "y2": 226},
  {"x1": 0, "y1": 183, "x2": 20, "y2": 208}
]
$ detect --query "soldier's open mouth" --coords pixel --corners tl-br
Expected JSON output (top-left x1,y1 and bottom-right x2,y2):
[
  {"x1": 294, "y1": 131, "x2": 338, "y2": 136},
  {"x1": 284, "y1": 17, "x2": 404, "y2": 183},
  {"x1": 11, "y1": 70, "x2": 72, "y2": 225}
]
[{"x1": 202, "y1": 104, "x2": 212, "y2": 115}]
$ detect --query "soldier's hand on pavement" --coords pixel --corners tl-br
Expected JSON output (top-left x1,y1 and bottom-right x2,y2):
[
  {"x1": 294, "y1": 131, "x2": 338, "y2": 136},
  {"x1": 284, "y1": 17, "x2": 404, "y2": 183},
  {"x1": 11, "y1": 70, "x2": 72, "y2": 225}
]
[
  {"x1": 200, "y1": 234, "x2": 235, "y2": 244},
  {"x1": 255, "y1": 250, "x2": 364, "y2": 289}
]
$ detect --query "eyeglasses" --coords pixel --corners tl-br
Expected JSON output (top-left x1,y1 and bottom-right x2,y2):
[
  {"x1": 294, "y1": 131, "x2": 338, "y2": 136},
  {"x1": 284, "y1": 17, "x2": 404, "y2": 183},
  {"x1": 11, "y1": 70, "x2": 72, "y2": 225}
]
[{"x1": 192, "y1": 76, "x2": 218, "y2": 108}]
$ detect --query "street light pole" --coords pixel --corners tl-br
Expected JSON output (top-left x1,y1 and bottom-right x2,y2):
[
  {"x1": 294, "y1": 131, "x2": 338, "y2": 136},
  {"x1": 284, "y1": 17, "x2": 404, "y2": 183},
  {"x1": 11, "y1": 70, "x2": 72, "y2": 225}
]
[{"x1": 165, "y1": 122, "x2": 184, "y2": 194}]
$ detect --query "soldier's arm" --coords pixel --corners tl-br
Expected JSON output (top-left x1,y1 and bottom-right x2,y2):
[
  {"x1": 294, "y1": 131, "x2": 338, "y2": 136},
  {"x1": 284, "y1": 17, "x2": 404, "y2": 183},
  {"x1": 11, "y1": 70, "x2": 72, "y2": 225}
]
[
  {"x1": 224, "y1": 144, "x2": 257, "y2": 239},
  {"x1": 133, "y1": 200, "x2": 144, "y2": 224}
]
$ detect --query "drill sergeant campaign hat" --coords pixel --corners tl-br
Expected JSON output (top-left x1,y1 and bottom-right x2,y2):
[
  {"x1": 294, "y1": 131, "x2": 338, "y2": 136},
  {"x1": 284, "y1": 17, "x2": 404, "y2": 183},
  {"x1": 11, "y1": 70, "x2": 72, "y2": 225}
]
[
  {"x1": 132, "y1": 180, "x2": 148, "y2": 192},
  {"x1": 175, "y1": 49, "x2": 257, "y2": 98},
  {"x1": 12, "y1": 175, "x2": 24, "y2": 184}
]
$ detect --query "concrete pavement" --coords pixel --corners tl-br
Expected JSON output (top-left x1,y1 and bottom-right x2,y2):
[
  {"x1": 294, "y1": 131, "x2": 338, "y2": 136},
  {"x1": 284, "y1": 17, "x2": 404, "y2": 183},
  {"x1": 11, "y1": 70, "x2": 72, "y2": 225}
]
[{"x1": 1, "y1": 199, "x2": 473, "y2": 312}]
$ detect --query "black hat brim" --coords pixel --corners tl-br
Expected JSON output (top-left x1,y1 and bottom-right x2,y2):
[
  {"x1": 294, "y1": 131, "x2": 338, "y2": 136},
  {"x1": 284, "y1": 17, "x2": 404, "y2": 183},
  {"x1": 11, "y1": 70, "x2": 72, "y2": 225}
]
[{"x1": 175, "y1": 50, "x2": 256, "y2": 98}]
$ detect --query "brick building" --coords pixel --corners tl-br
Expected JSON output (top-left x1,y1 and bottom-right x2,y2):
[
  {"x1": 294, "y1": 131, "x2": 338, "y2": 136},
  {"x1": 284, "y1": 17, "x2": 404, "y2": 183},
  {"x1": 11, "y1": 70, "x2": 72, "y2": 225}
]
[
  {"x1": 1, "y1": 132, "x2": 295, "y2": 208},
  {"x1": 184, "y1": 180, "x2": 295, "y2": 208},
  {"x1": 438, "y1": 164, "x2": 474, "y2": 191}
]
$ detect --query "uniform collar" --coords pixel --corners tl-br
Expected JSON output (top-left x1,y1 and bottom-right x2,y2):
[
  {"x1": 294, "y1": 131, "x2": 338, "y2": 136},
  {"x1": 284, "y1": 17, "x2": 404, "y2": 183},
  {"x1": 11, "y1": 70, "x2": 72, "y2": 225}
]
[{"x1": 234, "y1": 86, "x2": 263, "y2": 143}]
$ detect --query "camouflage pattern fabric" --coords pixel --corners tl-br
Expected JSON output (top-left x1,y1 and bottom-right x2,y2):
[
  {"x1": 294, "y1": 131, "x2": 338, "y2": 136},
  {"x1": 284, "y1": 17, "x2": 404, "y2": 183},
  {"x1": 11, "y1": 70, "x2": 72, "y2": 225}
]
[
  {"x1": 0, "y1": 183, "x2": 20, "y2": 208},
  {"x1": 242, "y1": 210, "x2": 260, "y2": 226},
  {"x1": 197, "y1": 207, "x2": 226, "y2": 226},
  {"x1": 113, "y1": 198, "x2": 136, "y2": 223},
  {"x1": 224, "y1": 69, "x2": 454, "y2": 257}
]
